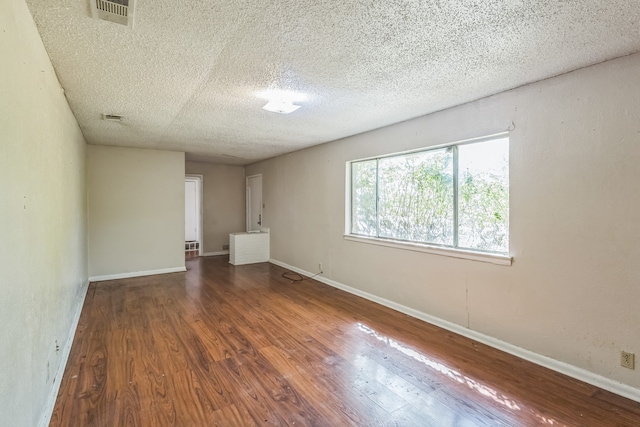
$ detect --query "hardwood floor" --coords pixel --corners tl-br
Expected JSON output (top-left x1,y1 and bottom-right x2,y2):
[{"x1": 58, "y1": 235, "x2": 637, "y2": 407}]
[{"x1": 50, "y1": 256, "x2": 640, "y2": 426}]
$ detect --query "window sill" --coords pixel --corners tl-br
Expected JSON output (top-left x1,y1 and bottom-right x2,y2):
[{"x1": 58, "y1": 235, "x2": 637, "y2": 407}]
[{"x1": 343, "y1": 235, "x2": 512, "y2": 266}]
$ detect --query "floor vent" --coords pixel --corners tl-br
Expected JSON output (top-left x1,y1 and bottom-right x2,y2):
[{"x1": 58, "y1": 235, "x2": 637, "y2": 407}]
[{"x1": 90, "y1": 0, "x2": 135, "y2": 27}]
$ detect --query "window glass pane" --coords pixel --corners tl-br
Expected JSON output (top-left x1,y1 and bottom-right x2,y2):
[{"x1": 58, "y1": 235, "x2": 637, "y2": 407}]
[
  {"x1": 378, "y1": 149, "x2": 454, "y2": 245},
  {"x1": 458, "y1": 138, "x2": 509, "y2": 253},
  {"x1": 351, "y1": 160, "x2": 377, "y2": 236}
]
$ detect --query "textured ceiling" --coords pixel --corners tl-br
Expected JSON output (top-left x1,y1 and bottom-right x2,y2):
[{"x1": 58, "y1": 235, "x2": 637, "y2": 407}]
[{"x1": 25, "y1": 0, "x2": 640, "y2": 165}]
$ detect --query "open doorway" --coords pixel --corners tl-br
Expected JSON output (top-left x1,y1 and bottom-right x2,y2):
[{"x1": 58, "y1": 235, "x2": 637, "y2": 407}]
[
  {"x1": 246, "y1": 174, "x2": 262, "y2": 232},
  {"x1": 185, "y1": 175, "x2": 203, "y2": 258}
]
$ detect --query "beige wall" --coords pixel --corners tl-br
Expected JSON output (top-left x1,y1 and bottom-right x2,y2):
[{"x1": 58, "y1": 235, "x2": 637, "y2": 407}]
[
  {"x1": 247, "y1": 53, "x2": 640, "y2": 390},
  {"x1": 88, "y1": 146, "x2": 185, "y2": 277},
  {"x1": 0, "y1": 1, "x2": 88, "y2": 426},
  {"x1": 185, "y1": 161, "x2": 245, "y2": 254}
]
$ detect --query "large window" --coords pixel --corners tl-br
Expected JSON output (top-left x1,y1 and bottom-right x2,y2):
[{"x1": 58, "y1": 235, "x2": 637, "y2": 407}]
[{"x1": 350, "y1": 135, "x2": 509, "y2": 254}]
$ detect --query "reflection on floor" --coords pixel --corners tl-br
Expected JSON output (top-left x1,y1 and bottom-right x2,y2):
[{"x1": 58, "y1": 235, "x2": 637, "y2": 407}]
[{"x1": 50, "y1": 256, "x2": 640, "y2": 426}]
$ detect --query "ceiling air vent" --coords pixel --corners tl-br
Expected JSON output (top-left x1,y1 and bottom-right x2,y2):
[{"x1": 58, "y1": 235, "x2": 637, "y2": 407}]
[
  {"x1": 90, "y1": 0, "x2": 135, "y2": 27},
  {"x1": 102, "y1": 113, "x2": 123, "y2": 121}
]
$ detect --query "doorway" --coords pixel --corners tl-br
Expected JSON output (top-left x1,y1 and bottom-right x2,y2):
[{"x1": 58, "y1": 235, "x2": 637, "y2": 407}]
[
  {"x1": 185, "y1": 175, "x2": 203, "y2": 257},
  {"x1": 246, "y1": 174, "x2": 262, "y2": 232}
]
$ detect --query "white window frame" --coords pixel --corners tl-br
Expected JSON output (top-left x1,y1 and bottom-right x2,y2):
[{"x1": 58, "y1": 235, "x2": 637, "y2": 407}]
[{"x1": 344, "y1": 133, "x2": 512, "y2": 266}]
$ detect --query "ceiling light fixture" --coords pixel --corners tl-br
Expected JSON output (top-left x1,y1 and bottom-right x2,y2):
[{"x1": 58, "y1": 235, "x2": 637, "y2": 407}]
[
  {"x1": 262, "y1": 100, "x2": 300, "y2": 114},
  {"x1": 257, "y1": 89, "x2": 306, "y2": 115}
]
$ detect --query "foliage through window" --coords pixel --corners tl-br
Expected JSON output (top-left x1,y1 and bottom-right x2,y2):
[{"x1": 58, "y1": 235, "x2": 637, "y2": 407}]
[{"x1": 350, "y1": 135, "x2": 509, "y2": 254}]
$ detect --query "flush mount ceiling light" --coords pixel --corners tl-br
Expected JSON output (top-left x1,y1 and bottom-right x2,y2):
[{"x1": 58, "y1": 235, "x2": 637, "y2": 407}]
[
  {"x1": 257, "y1": 89, "x2": 306, "y2": 115},
  {"x1": 262, "y1": 100, "x2": 300, "y2": 114}
]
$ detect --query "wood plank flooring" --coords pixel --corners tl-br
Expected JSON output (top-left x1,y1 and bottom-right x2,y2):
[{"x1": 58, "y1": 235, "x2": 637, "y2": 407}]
[{"x1": 50, "y1": 256, "x2": 640, "y2": 426}]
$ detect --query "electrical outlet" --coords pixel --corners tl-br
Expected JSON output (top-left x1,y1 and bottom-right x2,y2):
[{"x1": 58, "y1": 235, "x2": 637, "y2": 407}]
[
  {"x1": 318, "y1": 263, "x2": 323, "y2": 272},
  {"x1": 621, "y1": 351, "x2": 635, "y2": 369}
]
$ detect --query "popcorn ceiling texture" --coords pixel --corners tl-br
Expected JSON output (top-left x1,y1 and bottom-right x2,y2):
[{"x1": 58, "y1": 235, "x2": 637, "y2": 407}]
[{"x1": 25, "y1": 0, "x2": 640, "y2": 165}]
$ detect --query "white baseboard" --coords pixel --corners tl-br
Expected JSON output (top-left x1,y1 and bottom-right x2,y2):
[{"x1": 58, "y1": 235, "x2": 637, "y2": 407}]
[
  {"x1": 39, "y1": 278, "x2": 90, "y2": 427},
  {"x1": 269, "y1": 258, "x2": 640, "y2": 403},
  {"x1": 89, "y1": 266, "x2": 187, "y2": 282},
  {"x1": 202, "y1": 251, "x2": 229, "y2": 257}
]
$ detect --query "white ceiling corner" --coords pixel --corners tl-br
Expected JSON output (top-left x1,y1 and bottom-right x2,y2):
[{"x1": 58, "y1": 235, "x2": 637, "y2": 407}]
[{"x1": 24, "y1": 0, "x2": 640, "y2": 165}]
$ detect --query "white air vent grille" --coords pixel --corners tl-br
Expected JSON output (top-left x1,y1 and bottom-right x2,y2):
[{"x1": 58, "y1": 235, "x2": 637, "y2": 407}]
[
  {"x1": 97, "y1": 0, "x2": 127, "y2": 17},
  {"x1": 91, "y1": 0, "x2": 135, "y2": 27},
  {"x1": 102, "y1": 113, "x2": 123, "y2": 121}
]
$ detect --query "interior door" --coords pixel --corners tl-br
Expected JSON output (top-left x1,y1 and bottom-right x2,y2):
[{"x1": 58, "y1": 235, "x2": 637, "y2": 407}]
[
  {"x1": 246, "y1": 175, "x2": 262, "y2": 232},
  {"x1": 185, "y1": 180, "x2": 198, "y2": 241}
]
